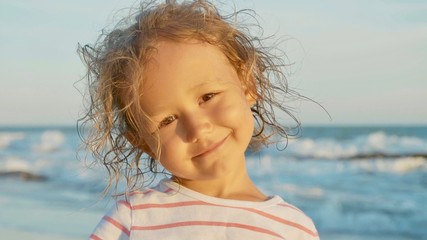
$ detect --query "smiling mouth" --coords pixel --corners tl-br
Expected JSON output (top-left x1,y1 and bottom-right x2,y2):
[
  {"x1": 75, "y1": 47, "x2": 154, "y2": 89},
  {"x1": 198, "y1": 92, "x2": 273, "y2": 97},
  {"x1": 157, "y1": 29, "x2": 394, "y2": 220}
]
[{"x1": 193, "y1": 134, "x2": 230, "y2": 159}]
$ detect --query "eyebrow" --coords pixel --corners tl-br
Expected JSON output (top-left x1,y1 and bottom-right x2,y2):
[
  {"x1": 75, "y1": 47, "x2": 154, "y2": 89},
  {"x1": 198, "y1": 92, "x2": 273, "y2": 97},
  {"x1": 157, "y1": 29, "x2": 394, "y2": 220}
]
[
  {"x1": 145, "y1": 105, "x2": 169, "y2": 118},
  {"x1": 189, "y1": 78, "x2": 228, "y2": 91}
]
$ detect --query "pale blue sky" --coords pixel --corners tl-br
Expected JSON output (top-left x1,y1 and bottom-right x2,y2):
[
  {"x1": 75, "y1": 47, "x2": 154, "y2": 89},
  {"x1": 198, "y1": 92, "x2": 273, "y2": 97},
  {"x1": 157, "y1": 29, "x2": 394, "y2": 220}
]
[{"x1": 1, "y1": 0, "x2": 426, "y2": 126}]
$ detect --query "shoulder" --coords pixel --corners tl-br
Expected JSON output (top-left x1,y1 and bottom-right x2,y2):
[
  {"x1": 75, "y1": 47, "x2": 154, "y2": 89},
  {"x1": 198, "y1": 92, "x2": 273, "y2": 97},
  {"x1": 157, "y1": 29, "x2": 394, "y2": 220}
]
[
  {"x1": 266, "y1": 197, "x2": 319, "y2": 240},
  {"x1": 89, "y1": 179, "x2": 179, "y2": 240}
]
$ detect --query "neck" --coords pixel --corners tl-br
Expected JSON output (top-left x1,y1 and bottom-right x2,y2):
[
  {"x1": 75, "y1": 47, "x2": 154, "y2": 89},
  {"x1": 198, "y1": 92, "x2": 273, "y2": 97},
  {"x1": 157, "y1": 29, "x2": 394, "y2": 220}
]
[{"x1": 174, "y1": 167, "x2": 267, "y2": 202}]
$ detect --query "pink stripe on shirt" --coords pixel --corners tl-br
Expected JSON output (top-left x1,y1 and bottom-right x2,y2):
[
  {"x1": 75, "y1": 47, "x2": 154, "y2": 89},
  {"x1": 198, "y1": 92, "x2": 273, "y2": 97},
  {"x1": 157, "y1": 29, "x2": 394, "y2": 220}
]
[
  {"x1": 278, "y1": 202, "x2": 304, "y2": 212},
  {"x1": 117, "y1": 200, "x2": 131, "y2": 209},
  {"x1": 132, "y1": 200, "x2": 206, "y2": 210},
  {"x1": 132, "y1": 221, "x2": 284, "y2": 239},
  {"x1": 89, "y1": 233, "x2": 102, "y2": 240},
  {"x1": 242, "y1": 207, "x2": 319, "y2": 237},
  {"x1": 103, "y1": 216, "x2": 130, "y2": 236},
  {"x1": 128, "y1": 187, "x2": 173, "y2": 197}
]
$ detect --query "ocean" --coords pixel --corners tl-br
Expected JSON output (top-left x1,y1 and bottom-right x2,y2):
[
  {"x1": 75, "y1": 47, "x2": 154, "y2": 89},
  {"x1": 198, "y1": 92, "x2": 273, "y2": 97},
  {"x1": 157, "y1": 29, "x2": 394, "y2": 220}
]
[{"x1": 0, "y1": 125, "x2": 426, "y2": 239}]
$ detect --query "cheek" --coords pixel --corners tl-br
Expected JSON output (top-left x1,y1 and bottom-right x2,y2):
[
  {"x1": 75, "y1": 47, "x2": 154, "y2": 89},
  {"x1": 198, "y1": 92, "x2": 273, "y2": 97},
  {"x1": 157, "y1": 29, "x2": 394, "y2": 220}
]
[
  {"x1": 143, "y1": 133, "x2": 174, "y2": 159},
  {"x1": 145, "y1": 126, "x2": 179, "y2": 159},
  {"x1": 212, "y1": 96, "x2": 254, "y2": 130},
  {"x1": 156, "y1": 134, "x2": 184, "y2": 166},
  {"x1": 143, "y1": 136, "x2": 159, "y2": 158}
]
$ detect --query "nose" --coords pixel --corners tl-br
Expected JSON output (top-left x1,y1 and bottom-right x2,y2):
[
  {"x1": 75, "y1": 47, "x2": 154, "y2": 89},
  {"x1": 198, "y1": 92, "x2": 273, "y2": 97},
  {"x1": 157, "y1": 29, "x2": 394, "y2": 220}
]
[{"x1": 181, "y1": 111, "x2": 213, "y2": 143}]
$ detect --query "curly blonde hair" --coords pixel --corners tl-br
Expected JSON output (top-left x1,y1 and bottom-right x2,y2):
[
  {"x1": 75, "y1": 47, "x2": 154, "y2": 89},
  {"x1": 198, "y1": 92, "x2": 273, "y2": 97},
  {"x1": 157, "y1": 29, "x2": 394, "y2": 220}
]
[{"x1": 78, "y1": 0, "x2": 301, "y2": 194}]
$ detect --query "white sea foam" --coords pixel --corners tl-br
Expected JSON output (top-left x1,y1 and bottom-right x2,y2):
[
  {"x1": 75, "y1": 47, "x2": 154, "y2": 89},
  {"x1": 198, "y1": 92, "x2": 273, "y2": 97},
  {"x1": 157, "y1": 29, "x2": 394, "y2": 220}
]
[
  {"x1": 364, "y1": 131, "x2": 426, "y2": 153},
  {"x1": 32, "y1": 130, "x2": 65, "y2": 152},
  {"x1": 0, "y1": 157, "x2": 31, "y2": 172},
  {"x1": 287, "y1": 131, "x2": 427, "y2": 159},
  {"x1": 391, "y1": 157, "x2": 426, "y2": 173},
  {"x1": 358, "y1": 157, "x2": 426, "y2": 174},
  {"x1": 0, "y1": 132, "x2": 25, "y2": 149},
  {"x1": 288, "y1": 138, "x2": 358, "y2": 159},
  {"x1": 0, "y1": 157, "x2": 52, "y2": 174}
]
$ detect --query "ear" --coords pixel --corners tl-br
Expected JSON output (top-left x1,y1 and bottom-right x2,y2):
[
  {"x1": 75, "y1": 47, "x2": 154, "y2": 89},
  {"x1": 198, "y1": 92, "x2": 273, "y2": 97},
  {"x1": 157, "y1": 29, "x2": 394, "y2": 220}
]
[
  {"x1": 244, "y1": 88, "x2": 257, "y2": 106},
  {"x1": 240, "y1": 77, "x2": 257, "y2": 106},
  {"x1": 124, "y1": 131, "x2": 156, "y2": 158},
  {"x1": 246, "y1": 92, "x2": 257, "y2": 106}
]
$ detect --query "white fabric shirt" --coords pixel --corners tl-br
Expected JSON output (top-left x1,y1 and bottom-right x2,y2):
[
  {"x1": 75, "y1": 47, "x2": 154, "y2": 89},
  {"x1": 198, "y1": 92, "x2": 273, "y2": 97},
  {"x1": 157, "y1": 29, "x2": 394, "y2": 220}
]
[{"x1": 90, "y1": 179, "x2": 319, "y2": 240}]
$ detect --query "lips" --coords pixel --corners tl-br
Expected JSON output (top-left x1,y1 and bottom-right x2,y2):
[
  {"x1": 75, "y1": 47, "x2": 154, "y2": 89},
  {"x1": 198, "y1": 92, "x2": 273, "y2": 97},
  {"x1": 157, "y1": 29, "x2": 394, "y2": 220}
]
[{"x1": 192, "y1": 134, "x2": 230, "y2": 159}]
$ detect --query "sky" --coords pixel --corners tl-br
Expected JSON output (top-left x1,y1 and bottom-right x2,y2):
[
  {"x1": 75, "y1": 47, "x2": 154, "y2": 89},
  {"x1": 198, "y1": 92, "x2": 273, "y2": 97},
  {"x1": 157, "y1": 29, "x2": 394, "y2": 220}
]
[{"x1": 0, "y1": 0, "x2": 426, "y2": 126}]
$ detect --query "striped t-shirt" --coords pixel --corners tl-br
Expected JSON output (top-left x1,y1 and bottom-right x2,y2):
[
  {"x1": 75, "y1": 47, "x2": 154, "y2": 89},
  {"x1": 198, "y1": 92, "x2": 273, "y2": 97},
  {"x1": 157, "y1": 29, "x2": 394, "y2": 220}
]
[{"x1": 90, "y1": 179, "x2": 319, "y2": 240}]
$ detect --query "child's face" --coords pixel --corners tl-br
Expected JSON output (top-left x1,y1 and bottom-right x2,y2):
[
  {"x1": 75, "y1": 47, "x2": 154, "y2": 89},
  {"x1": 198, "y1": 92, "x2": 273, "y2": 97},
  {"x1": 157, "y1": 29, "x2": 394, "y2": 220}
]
[{"x1": 140, "y1": 40, "x2": 255, "y2": 182}]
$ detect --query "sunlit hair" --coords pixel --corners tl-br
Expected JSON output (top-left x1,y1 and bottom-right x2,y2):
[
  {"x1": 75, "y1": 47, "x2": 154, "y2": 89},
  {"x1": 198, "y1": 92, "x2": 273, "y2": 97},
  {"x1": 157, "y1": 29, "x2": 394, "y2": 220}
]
[{"x1": 78, "y1": 0, "x2": 302, "y2": 194}]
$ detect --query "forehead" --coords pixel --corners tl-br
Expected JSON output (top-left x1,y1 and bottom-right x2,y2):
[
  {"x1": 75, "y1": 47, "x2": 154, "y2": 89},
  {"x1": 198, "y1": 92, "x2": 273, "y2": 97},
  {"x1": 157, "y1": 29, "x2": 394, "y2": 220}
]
[
  {"x1": 139, "y1": 40, "x2": 241, "y2": 115},
  {"x1": 146, "y1": 39, "x2": 231, "y2": 74}
]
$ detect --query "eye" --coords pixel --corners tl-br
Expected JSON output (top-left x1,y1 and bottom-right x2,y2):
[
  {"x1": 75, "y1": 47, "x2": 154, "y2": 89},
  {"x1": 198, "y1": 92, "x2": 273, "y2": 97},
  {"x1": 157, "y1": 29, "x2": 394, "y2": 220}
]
[
  {"x1": 200, "y1": 92, "x2": 217, "y2": 103},
  {"x1": 158, "y1": 115, "x2": 177, "y2": 129}
]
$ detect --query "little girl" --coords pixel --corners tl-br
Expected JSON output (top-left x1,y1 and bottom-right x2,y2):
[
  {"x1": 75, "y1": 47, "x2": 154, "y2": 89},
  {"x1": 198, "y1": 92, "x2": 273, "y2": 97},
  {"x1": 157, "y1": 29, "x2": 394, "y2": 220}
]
[{"x1": 79, "y1": 0, "x2": 319, "y2": 239}]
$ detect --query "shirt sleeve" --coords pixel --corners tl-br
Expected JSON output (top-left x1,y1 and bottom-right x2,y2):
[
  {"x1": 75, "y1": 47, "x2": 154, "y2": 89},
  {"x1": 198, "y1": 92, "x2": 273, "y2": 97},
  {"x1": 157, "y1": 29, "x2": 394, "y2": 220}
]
[{"x1": 89, "y1": 200, "x2": 132, "y2": 240}]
